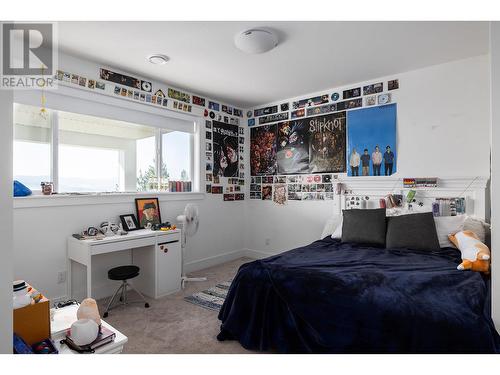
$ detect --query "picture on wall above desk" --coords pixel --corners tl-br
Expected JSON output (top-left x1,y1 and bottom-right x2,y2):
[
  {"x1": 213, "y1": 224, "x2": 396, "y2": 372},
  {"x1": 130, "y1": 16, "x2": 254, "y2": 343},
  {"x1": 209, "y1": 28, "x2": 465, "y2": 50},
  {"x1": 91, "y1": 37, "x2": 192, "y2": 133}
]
[
  {"x1": 212, "y1": 121, "x2": 239, "y2": 177},
  {"x1": 135, "y1": 198, "x2": 161, "y2": 228},
  {"x1": 347, "y1": 103, "x2": 397, "y2": 177},
  {"x1": 250, "y1": 124, "x2": 278, "y2": 176}
]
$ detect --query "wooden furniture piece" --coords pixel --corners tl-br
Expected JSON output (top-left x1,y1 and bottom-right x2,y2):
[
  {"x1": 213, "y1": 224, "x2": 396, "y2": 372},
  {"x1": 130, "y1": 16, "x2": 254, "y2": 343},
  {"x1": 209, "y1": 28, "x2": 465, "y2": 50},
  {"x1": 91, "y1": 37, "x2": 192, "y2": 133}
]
[{"x1": 13, "y1": 289, "x2": 50, "y2": 346}]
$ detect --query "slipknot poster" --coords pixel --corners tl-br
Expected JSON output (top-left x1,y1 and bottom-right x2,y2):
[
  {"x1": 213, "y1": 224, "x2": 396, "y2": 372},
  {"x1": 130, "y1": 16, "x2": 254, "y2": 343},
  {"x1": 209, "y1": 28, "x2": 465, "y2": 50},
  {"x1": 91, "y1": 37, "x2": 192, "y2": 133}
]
[{"x1": 308, "y1": 112, "x2": 346, "y2": 173}]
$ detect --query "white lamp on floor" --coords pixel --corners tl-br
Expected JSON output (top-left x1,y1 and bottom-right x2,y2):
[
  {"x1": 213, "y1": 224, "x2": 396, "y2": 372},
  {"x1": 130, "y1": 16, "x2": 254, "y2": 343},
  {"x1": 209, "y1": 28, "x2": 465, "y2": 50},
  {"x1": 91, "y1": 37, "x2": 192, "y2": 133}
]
[{"x1": 177, "y1": 204, "x2": 206, "y2": 288}]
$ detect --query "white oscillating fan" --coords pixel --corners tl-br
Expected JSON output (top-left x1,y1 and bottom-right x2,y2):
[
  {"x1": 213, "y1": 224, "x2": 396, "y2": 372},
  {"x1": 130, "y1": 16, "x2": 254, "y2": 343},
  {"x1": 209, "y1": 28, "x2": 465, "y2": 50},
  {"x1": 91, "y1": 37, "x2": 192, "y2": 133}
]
[{"x1": 177, "y1": 204, "x2": 206, "y2": 288}]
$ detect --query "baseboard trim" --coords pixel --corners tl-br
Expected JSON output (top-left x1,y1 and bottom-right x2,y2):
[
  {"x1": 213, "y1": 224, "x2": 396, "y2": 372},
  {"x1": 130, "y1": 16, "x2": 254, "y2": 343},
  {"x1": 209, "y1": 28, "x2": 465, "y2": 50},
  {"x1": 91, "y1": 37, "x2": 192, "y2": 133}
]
[{"x1": 184, "y1": 248, "x2": 247, "y2": 273}]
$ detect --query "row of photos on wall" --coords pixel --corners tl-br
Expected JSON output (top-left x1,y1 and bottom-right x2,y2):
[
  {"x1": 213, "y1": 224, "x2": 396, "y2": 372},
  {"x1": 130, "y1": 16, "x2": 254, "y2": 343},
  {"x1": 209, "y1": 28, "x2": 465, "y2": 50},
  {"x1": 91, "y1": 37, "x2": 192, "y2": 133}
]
[
  {"x1": 247, "y1": 79, "x2": 399, "y2": 204},
  {"x1": 54, "y1": 67, "x2": 246, "y2": 199}
]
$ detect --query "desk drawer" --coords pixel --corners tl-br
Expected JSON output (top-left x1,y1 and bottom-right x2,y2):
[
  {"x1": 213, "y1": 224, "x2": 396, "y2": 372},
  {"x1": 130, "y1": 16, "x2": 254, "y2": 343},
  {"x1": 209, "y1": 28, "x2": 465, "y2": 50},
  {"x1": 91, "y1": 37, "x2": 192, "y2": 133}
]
[{"x1": 91, "y1": 237, "x2": 155, "y2": 256}]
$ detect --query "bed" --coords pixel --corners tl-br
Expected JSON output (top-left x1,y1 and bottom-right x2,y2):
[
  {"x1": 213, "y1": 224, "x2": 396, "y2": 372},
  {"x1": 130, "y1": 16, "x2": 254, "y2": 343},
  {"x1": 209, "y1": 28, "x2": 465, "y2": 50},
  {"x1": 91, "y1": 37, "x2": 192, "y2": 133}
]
[{"x1": 217, "y1": 236, "x2": 500, "y2": 353}]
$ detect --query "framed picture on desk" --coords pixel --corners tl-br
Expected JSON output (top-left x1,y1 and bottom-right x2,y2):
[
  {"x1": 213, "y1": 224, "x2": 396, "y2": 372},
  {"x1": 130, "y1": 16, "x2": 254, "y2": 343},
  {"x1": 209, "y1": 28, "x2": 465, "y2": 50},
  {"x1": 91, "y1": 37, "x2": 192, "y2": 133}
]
[
  {"x1": 135, "y1": 198, "x2": 162, "y2": 228},
  {"x1": 119, "y1": 214, "x2": 139, "y2": 231}
]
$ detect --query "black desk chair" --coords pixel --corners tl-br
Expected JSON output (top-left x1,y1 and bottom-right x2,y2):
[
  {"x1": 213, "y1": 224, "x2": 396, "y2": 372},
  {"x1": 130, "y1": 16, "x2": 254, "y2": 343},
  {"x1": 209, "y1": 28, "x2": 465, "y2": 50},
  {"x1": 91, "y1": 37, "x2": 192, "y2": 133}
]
[{"x1": 103, "y1": 265, "x2": 149, "y2": 318}]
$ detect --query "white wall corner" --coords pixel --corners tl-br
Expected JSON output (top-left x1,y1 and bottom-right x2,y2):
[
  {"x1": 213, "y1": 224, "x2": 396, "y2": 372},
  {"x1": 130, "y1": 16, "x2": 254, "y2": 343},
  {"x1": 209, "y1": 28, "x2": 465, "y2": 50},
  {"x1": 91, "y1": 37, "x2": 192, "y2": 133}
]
[
  {"x1": 0, "y1": 89, "x2": 14, "y2": 353},
  {"x1": 489, "y1": 21, "x2": 500, "y2": 330}
]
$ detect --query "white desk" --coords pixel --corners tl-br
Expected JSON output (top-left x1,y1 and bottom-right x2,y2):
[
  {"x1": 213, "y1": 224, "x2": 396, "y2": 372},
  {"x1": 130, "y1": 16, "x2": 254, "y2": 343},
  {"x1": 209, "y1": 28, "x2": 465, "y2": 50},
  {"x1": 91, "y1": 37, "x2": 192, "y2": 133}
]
[
  {"x1": 67, "y1": 229, "x2": 181, "y2": 300},
  {"x1": 51, "y1": 304, "x2": 127, "y2": 354}
]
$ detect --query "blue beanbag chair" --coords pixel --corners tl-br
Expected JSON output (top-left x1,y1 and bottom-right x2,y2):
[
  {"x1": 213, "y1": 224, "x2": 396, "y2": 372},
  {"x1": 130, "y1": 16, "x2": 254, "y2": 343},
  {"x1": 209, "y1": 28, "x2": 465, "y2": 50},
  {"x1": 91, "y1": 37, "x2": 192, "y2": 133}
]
[{"x1": 13, "y1": 180, "x2": 32, "y2": 197}]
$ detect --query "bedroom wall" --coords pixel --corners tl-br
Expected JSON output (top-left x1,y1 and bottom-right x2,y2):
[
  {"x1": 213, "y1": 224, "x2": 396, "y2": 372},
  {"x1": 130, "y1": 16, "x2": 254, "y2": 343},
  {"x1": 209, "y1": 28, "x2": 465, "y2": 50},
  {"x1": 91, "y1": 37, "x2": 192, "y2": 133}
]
[
  {"x1": 244, "y1": 55, "x2": 491, "y2": 256},
  {"x1": 12, "y1": 52, "x2": 246, "y2": 301},
  {"x1": 489, "y1": 21, "x2": 500, "y2": 328},
  {"x1": 0, "y1": 91, "x2": 14, "y2": 353}
]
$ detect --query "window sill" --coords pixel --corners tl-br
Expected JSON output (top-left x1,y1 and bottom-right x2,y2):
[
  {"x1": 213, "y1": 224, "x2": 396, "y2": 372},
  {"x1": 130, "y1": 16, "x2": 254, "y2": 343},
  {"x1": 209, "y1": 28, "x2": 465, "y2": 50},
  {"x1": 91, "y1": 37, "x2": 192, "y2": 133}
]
[{"x1": 13, "y1": 191, "x2": 205, "y2": 209}]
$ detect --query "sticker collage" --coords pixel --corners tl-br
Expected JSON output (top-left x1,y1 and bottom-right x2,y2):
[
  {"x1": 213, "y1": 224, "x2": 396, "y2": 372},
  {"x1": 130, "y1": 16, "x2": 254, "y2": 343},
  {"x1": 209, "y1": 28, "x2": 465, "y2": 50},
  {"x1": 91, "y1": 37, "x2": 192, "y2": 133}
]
[
  {"x1": 247, "y1": 79, "x2": 399, "y2": 205},
  {"x1": 54, "y1": 68, "x2": 243, "y2": 122}
]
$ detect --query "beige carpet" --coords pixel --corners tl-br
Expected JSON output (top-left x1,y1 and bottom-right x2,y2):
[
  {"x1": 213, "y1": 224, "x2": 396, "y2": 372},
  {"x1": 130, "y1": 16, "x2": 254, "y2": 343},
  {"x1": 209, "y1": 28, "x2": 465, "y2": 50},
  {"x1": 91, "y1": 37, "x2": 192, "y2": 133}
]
[{"x1": 97, "y1": 257, "x2": 253, "y2": 354}]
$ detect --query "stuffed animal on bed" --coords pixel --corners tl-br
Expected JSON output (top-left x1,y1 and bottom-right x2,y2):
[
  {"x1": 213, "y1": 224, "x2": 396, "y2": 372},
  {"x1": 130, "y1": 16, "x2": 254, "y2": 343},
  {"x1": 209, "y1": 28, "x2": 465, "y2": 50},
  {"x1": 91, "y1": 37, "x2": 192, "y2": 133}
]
[{"x1": 448, "y1": 230, "x2": 490, "y2": 273}]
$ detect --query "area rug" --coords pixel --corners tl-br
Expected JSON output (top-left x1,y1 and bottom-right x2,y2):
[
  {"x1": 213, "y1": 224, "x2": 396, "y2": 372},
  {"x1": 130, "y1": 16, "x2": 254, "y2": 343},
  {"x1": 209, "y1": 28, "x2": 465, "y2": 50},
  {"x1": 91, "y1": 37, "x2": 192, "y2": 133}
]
[{"x1": 184, "y1": 281, "x2": 232, "y2": 311}]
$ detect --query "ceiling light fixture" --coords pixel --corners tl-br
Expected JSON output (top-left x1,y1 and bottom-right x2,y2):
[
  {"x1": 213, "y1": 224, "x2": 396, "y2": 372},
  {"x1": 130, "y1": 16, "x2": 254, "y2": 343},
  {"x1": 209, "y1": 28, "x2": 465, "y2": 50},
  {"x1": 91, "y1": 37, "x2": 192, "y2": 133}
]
[
  {"x1": 234, "y1": 28, "x2": 278, "y2": 54},
  {"x1": 147, "y1": 54, "x2": 170, "y2": 65}
]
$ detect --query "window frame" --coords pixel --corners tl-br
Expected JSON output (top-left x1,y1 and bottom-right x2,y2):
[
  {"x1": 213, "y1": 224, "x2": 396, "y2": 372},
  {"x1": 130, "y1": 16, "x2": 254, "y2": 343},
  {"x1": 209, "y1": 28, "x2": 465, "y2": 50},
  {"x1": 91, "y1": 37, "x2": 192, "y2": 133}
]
[{"x1": 13, "y1": 104, "x2": 199, "y2": 195}]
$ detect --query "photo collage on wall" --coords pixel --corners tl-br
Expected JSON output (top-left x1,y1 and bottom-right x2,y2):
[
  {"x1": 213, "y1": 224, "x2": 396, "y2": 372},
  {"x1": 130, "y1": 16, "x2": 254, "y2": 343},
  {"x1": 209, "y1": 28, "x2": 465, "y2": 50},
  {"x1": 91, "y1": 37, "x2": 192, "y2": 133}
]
[
  {"x1": 205, "y1": 120, "x2": 246, "y2": 202},
  {"x1": 250, "y1": 173, "x2": 338, "y2": 204},
  {"x1": 248, "y1": 79, "x2": 399, "y2": 204}
]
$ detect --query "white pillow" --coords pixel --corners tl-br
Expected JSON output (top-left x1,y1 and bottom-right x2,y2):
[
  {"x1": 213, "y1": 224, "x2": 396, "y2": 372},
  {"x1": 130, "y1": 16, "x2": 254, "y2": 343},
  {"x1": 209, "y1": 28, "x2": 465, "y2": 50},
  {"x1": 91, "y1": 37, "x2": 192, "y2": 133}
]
[
  {"x1": 463, "y1": 216, "x2": 490, "y2": 244},
  {"x1": 331, "y1": 217, "x2": 343, "y2": 239},
  {"x1": 433, "y1": 215, "x2": 466, "y2": 248},
  {"x1": 321, "y1": 216, "x2": 341, "y2": 239}
]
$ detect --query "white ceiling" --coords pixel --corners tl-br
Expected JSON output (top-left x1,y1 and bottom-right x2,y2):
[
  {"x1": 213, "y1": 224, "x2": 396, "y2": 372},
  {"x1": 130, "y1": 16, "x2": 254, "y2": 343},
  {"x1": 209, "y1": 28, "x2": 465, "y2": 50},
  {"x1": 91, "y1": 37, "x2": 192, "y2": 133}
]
[{"x1": 58, "y1": 21, "x2": 489, "y2": 108}]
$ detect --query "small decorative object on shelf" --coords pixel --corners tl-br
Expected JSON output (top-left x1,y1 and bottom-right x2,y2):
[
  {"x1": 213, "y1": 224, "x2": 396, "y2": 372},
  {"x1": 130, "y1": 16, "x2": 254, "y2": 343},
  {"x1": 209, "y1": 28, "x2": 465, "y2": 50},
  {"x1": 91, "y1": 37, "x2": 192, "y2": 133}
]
[{"x1": 41, "y1": 182, "x2": 54, "y2": 195}]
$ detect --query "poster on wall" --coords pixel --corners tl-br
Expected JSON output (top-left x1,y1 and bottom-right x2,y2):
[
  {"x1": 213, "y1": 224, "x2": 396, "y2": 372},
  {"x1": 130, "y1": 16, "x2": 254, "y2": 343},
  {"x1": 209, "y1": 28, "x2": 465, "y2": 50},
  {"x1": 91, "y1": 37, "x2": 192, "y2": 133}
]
[
  {"x1": 250, "y1": 124, "x2": 277, "y2": 176},
  {"x1": 308, "y1": 112, "x2": 347, "y2": 173},
  {"x1": 277, "y1": 121, "x2": 309, "y2": 174},
  {"x1": 347, "y1": 103, "x2": 397, "y2": 177},
  {"x1": 212, "y1": 121, "x2": 239, "y2": 177}
]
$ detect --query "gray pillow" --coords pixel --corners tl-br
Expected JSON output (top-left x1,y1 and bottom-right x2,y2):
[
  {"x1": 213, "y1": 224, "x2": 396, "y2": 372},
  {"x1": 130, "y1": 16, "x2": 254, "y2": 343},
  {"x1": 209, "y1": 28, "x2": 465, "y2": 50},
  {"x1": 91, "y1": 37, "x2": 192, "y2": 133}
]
[
  {"x1": 341, "y1": 208, "x2": 387, "y2": 247},
  {"x1": 386, "y1": 212, "x2": 440, "y2": 251}
]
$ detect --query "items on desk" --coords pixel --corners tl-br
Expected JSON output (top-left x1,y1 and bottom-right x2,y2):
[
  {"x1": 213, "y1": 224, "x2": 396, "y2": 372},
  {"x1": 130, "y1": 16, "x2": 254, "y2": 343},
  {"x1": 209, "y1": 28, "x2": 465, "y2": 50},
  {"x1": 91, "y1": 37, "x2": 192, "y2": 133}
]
[
  {"x1": 135, "y1": 197, "x2": 162, "y2": 229},
  {"x1": 151, "y1": 221, "x2": 177, "y2": 231},
  {"x1": 119, "y1": 213, "x2": 139, "y2": 231},
  {"x1": 99, "y1": 221, "x2": 119, "y2": 236}
]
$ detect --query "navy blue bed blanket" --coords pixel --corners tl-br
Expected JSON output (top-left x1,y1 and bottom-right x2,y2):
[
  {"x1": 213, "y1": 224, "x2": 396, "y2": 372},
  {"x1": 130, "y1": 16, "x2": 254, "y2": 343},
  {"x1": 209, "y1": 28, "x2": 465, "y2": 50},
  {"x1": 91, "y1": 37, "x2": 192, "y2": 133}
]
[{"x1": 217, "y1": 237, "x2": 500, "y2": 353}]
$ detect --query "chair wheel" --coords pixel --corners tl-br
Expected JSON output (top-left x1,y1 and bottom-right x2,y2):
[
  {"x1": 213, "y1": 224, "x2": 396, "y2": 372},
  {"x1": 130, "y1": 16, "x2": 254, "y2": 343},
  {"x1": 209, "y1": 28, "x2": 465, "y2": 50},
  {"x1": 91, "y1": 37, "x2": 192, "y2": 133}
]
[
  {"x1": 103, "y1": 312, "x2": 108, "y2": 318},
  {"x1": 145, "y1": 303, "x2": 150, "y2": 308}
]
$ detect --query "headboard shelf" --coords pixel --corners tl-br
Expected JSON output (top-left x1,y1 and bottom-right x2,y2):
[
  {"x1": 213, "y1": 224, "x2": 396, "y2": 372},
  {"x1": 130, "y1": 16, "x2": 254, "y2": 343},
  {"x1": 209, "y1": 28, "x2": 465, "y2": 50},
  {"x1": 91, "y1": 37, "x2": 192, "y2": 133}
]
[{"x1": 334, "y1": 176, "x2": 489, "y2": 220}]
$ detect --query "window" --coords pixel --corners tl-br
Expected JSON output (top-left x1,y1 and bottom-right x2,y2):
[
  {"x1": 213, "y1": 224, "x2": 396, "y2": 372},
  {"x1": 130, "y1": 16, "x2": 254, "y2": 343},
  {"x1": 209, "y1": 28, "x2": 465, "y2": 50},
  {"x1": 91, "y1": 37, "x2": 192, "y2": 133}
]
[
  {"x1": 13, "y1": 104, "x2": 52, "y2": 191},
  {"x1": 161, "y1": 131, "x2": 192, "y2": 190},
  {"x1": 13, "y1": 104, "x2": 196, "y2": 193}
]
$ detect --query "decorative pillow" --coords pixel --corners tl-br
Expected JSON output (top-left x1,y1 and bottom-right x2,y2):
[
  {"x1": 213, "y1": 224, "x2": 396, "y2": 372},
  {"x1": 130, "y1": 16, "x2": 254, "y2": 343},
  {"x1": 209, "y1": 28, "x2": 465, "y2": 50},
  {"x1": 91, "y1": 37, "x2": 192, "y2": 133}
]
[
  {"x1": 386, "y1": 212, "x2": 440, "y2": 251},
  {"x1": 331, "y1": 217, "x2": 343, "y2": 239},
  {"x1": 433, "y1": 215, "x2": 466, "y2": 248},
  {"x1": 448, "y1": 230, "x2": 490, "y2": 273},
  {"x1": 321, "y1": 216, "x2": 341, "y2": 239},
  {"x1": 463, "y1": 216, "x2": 490, "y2": 245},
  {"x1": 341, "y1": 208, "x2": 386, "y2": 247}
]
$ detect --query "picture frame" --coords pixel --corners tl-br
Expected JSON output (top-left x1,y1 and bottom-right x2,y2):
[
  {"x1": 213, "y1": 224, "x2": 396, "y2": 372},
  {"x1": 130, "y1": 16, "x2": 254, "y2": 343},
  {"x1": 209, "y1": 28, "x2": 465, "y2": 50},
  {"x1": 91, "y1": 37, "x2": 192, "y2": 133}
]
[
  {"x1": 119, "y1": 214, "x2": 139, "y2": 232},
  {"x1": 135, "y1": 198, "x2": 162, "y2": 229}
]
